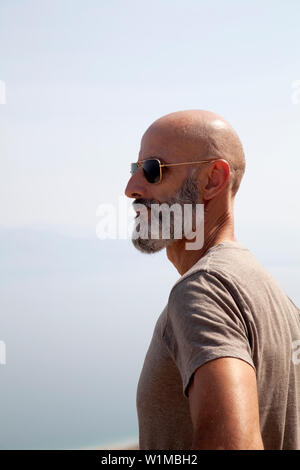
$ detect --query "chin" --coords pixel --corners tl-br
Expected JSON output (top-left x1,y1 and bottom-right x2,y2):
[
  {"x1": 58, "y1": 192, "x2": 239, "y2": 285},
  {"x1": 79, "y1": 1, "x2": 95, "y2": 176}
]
[{"x1": 131, "y1": 237, "x2": 168, "y2": 254}]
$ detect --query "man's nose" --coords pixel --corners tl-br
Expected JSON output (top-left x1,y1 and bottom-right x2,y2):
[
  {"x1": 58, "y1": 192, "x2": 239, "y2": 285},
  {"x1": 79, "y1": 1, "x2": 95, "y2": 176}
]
[{"x1": 124, "y1": 168, "x2": 149, "y2": 199}]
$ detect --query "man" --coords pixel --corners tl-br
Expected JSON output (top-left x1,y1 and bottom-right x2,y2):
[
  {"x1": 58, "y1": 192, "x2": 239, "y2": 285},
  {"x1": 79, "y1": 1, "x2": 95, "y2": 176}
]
[{"x1": 124, "y1": 109, "x2": 300, "y2": 450}]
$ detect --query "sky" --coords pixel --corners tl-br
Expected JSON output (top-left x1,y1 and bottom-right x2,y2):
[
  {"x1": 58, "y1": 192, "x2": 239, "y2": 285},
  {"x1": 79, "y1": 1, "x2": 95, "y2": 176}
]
[
  {"x1": 1, "y1": 0, "x2": 300, "y2": 232},
  {"x1": 0, "y1": 0, "x2": 300, "y2": 449}
]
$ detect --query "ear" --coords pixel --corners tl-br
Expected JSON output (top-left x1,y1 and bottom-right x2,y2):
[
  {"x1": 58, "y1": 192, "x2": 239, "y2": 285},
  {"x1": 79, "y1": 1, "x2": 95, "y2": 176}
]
[{"x1": 201, "y1": 160, "x2": 230, "y2": 201}]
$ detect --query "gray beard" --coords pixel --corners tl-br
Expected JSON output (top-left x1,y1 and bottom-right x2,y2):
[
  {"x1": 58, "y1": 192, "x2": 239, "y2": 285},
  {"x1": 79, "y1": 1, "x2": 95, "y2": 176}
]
[{"x1": 131, "y1": 174, "x2": 201, "y2": 254}]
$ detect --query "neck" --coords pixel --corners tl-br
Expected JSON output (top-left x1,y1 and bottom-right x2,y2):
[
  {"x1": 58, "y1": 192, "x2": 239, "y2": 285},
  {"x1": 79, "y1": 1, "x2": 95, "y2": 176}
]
[{"x1": 166, "y1": 201, "x2": 237, "y2": 275}]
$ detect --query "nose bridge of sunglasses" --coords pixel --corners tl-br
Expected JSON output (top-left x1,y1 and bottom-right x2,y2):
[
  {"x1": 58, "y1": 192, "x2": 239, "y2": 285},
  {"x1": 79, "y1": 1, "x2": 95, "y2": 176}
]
[{"x1": 130, "y1": 162, "x2": 139, "y2": 175}]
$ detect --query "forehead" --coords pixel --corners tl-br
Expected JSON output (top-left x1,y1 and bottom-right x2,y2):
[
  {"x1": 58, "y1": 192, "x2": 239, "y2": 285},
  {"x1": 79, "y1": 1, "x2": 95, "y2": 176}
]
[{"x1": 138, "y1": 126, "x2": 184, "y2": 164}]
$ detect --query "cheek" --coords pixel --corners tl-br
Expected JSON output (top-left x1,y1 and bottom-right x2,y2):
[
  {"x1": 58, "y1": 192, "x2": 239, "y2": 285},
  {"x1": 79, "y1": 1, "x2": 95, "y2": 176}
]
[{"x1": 162, "y1": 170, "x2": 185, "y2": 192}]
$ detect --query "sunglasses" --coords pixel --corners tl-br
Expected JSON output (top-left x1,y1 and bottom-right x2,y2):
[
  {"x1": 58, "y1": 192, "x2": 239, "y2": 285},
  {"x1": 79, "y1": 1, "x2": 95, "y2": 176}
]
[{"x1": 130, "y1": 158, "x2": 221, "y2": 184}]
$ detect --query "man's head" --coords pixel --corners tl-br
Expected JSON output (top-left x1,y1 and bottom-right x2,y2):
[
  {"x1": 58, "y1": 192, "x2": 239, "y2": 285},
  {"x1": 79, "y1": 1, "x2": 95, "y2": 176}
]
[{"x1": 125, "y1": 109, "x2": 246, "y2": 254}]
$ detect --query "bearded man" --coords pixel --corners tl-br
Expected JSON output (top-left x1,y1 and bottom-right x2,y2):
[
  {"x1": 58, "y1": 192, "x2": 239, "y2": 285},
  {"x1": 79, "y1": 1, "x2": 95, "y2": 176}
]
[{"x1": 124, "y1": 109, "x2": 300, "y2": 450}]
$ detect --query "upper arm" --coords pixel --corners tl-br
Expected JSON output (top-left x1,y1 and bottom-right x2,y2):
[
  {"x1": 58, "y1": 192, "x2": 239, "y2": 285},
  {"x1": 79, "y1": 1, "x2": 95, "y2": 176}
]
[{"x1": 188, "y1": 357, "x2": 264, "y2": 450}]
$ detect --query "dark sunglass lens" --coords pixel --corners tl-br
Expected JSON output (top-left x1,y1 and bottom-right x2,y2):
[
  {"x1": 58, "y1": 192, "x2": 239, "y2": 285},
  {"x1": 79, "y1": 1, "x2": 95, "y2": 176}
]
[
  {"x1": 142, "y1": 159, "x2": 160, "y2": 183},
  {"x1": 130, "y1": 163, "x2": 139, "y2": 175}
]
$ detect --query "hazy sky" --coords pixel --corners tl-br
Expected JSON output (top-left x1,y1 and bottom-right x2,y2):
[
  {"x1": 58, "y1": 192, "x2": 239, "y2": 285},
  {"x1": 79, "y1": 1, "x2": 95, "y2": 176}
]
[{"x1": 0, "y1": 0, "x2": 300, "y2": 234}]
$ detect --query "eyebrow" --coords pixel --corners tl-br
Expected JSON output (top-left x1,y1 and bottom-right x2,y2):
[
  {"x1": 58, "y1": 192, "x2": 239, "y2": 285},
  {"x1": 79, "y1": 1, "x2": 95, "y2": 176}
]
[{"x1": 138, "y1": 157, "x2": 167, "y2": 164}]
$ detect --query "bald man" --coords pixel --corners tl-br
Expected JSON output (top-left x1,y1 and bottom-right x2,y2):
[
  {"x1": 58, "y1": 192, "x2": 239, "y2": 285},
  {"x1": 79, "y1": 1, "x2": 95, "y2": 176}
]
[{"x1": 124, "y1": 110, "x2": 300, "y2": 450}]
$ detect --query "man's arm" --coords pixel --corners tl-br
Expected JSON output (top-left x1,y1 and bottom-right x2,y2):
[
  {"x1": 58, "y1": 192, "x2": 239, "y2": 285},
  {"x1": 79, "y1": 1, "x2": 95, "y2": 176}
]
[{"x1": 188, "y1": 357, "x2": 264, "y2": 450}]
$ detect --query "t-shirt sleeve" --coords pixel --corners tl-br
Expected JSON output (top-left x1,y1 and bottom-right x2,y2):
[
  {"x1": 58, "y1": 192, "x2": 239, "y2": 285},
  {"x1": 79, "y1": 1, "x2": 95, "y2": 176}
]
[{"x1": 162, "y1": 270, "x2": 255, "y2": 399}]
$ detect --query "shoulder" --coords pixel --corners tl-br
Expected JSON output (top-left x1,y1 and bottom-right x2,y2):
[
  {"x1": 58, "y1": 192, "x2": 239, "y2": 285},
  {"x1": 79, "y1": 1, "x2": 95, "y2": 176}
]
[
  {"x1": 165, "y1": 263, "x2": 252, "y2": 346},
  {"x1": 168, "y1": 267, "x2": 237, "y2": 315},
  {"x1": 168, "y1": 241, "x2": 264, "y2": 313}
]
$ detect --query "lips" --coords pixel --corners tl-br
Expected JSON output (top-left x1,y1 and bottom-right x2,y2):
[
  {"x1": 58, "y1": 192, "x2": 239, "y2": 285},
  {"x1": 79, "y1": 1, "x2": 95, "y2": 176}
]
[{"x1": 134, "y1": 206, "x2": 151, "y2": 220}]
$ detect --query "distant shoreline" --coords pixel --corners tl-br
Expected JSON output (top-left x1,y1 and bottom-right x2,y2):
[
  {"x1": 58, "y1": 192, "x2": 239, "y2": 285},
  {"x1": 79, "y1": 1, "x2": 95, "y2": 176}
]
[{"x1": 80, "y1": 437, "x2": 139, "y2": 450}]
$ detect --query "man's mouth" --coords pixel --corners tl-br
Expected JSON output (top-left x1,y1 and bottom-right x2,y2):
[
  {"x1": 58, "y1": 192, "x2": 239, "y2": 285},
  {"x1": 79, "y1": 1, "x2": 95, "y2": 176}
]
[
  {"x1": 134, "y1": 204, "x2": 151, "y2": 215},
  {"x1": 135, "y1": 207, "x2": 151, "y2": 218}
]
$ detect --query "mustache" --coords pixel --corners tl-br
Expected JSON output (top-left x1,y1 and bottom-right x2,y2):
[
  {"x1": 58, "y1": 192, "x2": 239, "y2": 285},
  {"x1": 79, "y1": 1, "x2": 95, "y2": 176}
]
[{"x1": 132, "y1": 198, "x2": 158, "y2": 210}]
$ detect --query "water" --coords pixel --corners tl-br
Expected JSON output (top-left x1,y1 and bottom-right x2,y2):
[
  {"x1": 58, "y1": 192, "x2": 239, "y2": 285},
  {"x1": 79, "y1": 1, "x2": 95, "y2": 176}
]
[
  {"x1": 0, "y1": 226, "x2": 299, "y2": 449},
  {"x1": 0, "y1": 227, "x2": 178, "y2": 449}
]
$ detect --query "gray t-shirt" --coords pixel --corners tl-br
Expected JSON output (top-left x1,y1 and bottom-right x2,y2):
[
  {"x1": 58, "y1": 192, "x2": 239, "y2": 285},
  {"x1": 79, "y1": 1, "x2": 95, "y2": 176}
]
[{"x1": 136, "y1": 241, "x2": 300, "y2": 450}]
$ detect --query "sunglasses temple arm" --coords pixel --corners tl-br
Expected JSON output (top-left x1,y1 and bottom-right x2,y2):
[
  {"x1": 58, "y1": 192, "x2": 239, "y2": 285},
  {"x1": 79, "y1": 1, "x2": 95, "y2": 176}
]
[{"x1": 160, "y1": 160, "x2": 214, "y2": 167}]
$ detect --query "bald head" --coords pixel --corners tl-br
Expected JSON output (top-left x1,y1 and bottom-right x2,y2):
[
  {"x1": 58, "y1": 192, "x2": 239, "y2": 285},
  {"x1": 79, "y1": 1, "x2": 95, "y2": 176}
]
[{"x1": 141, "y1": 110, "x2": 246, "y2": 197}]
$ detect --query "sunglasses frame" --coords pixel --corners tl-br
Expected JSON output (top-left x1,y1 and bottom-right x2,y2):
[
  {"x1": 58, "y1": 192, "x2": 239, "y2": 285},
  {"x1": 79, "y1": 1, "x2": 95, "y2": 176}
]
[{"x1": 130, "y1": 157, "x2": 223, "y2": 184}]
